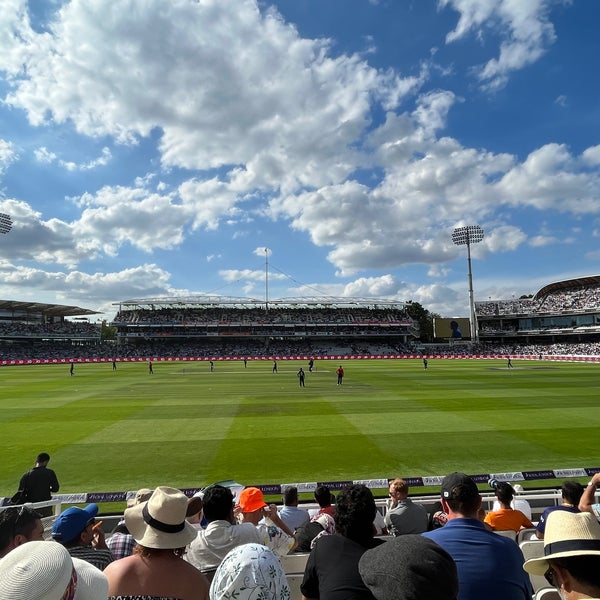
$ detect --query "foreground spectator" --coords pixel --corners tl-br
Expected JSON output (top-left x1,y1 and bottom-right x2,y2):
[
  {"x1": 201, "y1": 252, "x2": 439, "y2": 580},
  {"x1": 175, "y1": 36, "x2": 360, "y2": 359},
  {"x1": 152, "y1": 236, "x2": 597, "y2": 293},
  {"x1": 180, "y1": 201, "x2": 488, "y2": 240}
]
[
  {"x1": 301, "y1": 483, "x2": 384, "y2": 600},
  {"x1": 359, "y1": 534, "x2": 458, "y2": 600},
  {"x1": 384, "y1": 478, "x2": 428, "y2": 536},
  {"x1": 423, "y1": 472, "x2": 532, "y2": 600},
  {"x1": 0, "y1": 541, "x2": 76, "y2": 600},
  {"x1": 484, "y1": 481, "x2": 533, "y2": 532},
  {"x1": 0, "y1": 505, "x2": 45, "y2": 558},
  {"x1": 71, "y1": 557, "x2": 110, "y2": 600},
  {"x1": 524, "y1": 510, "x2": 600, "y2": 600},
  {"x1": 52, "y1": 503, "x2": 114, "y2": 570},
  {"x1": 536, "y1": 480, "x2": 583, "y2": 539},
  {"x1": 0, "y1": 541, "x2": 108, "y2": 600},
  {"x1": 209, "y1": 543, "x2": 290, "y2": 600},
  {"x1": 103, "y1": 485, "x2": 209, "y2": 600},
  {"x1": 186, "y1": 484, "x2": 261, "y2": 579}
]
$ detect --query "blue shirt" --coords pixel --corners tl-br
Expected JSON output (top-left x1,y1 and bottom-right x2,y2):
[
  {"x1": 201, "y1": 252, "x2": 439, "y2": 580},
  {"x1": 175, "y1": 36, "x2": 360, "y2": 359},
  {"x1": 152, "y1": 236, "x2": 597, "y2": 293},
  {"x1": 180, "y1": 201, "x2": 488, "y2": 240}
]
[
  {"x1": 278, "y1": 506, "x2": 310, "y2": 531},
  {"x1": 423, "y1": 518, "x2": 532, "y2": 600},
  {"x1": 537, "y1": 505, "x2": 580, "y2": 536}
]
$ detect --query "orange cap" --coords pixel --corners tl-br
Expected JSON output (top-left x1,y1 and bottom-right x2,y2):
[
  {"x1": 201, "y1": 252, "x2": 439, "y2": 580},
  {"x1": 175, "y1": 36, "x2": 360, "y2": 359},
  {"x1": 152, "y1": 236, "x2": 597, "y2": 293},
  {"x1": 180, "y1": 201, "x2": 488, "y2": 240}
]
[{"x1": 238, "y1": 487, "x2": 267, "y2": 512}]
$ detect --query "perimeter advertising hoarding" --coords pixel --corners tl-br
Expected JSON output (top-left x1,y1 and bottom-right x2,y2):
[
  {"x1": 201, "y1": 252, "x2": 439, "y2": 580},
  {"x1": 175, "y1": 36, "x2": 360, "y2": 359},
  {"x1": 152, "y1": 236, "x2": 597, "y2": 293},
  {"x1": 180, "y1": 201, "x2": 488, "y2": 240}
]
[{"x1": 433, "y1": 317, "x2": 471, "y2": 339}]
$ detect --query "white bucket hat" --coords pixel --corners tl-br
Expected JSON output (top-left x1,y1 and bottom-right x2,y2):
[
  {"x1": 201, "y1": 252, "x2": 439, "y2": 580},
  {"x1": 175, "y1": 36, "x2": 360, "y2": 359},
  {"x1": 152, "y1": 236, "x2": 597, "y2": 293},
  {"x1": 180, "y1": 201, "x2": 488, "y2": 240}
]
[
  {"x1": 0, "y1": 540, "x2": 74, "y2": 600},
  {"x1": 523, "y1": 510, "x2": 600, "y2": 575},
  {"x1": 125, "y1": 486, "x2": 197, "y2": 549},
  {"x1": 72, "y1": 558, "x2": 109, "y2": 600}
]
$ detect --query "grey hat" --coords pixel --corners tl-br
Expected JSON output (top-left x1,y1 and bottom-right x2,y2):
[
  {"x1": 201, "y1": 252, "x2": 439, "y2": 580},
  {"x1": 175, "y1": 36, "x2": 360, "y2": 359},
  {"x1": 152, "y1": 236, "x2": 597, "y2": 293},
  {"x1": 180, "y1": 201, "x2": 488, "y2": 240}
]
[{"x1": 359, "y1": 535, "x2": 458, "y2": 600}]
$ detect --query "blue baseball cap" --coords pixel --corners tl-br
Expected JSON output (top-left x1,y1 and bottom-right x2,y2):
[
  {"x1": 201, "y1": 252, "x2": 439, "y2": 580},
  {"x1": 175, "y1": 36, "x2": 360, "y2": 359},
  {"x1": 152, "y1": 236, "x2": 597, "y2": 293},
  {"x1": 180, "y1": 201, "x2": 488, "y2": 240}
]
[{"x1": 51, "y1": 504, "x2": 99, "y2": 544}]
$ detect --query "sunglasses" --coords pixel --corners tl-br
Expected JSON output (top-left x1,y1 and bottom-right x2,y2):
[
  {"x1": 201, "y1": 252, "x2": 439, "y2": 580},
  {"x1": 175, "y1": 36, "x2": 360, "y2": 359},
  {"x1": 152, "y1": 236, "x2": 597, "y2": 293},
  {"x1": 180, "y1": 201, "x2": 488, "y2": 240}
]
[
  {"x1": 544, "y1": 566, "x2": 557, "y2": 587},
  {"x1": 7, "y1": 505, "x2": 37, "y2": 539}
]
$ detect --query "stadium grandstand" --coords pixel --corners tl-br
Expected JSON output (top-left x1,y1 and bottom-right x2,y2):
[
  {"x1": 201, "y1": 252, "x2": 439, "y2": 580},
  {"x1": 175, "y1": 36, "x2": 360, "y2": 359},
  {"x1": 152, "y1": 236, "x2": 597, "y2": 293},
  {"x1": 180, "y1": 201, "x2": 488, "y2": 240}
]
[
  {"x1": 0, "y1": 300, "x2": 100, "y2": 361},
  {"x1": 110, "y1": 295, "x2": 418, "y2": 357},
  {"x1": 476, "y1": 275, "x2": 600, "y2": 346},
  {"x1": 3, "y1": 273, "x2": 600, "y2": 362}
]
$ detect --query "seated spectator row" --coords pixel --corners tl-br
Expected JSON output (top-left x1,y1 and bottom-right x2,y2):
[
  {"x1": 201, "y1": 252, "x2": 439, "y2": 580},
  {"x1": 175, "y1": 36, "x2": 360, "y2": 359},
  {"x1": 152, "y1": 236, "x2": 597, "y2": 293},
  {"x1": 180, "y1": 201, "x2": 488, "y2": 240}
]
[{"x1": 3, "y1": 472, "x2": 600, "y2": 599}]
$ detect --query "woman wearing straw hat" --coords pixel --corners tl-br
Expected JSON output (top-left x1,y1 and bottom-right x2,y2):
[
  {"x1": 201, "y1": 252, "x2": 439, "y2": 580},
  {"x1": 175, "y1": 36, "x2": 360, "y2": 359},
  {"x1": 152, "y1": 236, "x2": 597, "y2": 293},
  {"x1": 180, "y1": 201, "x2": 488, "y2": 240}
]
[
  {"x1": 523, "y1": 510, "x2": 600, "y2": 599},
  {"x1": 104, "y1": 486, "x2": 209, "y2": 600}
]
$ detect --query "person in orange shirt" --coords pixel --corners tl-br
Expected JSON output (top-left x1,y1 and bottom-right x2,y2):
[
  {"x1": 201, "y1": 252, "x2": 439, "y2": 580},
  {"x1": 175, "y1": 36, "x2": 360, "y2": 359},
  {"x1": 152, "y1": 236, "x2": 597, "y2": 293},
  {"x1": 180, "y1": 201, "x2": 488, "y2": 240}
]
[{"x1": 484, "y1": 482, "x2": 533, "y2": 532}]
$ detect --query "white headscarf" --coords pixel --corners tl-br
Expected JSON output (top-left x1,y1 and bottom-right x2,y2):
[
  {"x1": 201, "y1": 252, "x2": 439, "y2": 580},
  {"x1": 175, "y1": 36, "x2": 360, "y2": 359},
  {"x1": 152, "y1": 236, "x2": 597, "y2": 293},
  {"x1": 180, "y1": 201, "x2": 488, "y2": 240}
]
[{"x1": 210, "y1": 543, "x2": 290, "y2": 600}]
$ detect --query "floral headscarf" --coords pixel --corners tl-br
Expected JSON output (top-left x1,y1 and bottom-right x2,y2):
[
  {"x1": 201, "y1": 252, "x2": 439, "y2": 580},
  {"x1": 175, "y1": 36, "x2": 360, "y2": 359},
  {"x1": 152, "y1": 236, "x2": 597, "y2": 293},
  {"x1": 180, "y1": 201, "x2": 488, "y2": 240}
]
[
  {"x1": 310, "y1": 513, "x2": 336, "y2": 548},
  {"x1": 210, "y1": 543, "x2": 290, "y2": 600}
]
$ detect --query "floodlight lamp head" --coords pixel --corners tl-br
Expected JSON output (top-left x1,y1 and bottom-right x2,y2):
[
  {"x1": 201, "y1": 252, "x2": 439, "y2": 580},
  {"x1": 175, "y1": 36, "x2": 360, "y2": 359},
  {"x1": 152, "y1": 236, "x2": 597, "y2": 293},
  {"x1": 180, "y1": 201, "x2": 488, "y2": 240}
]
[
  {"x1": 452, "y1": 225, "x2": 484, "y2": 246},
  {"x1": 0, "y1": 213, "x2": 12, "y2": 235}
]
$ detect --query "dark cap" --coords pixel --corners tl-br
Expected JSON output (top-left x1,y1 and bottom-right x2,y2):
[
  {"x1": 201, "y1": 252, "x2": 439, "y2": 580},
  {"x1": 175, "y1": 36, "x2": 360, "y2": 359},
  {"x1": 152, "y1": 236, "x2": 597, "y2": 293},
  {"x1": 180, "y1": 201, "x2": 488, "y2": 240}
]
[
  {"x1": 359, "y1": 535, "x2": 458, "y2": 600},
  {"x1": 441, "y1": 472, "x2": 479, "y2": 500}
]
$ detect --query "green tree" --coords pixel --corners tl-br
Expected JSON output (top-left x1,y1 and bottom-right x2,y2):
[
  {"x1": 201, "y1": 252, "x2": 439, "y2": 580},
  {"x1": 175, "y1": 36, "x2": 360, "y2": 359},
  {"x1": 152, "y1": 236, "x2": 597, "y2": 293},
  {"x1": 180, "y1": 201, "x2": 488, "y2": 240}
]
[
  {"x1": 405, "y1": 301, "x2": 439, "y2": 342},
  {"x1": 101, "y1": 320, "x2": 117, "y2": 341}
]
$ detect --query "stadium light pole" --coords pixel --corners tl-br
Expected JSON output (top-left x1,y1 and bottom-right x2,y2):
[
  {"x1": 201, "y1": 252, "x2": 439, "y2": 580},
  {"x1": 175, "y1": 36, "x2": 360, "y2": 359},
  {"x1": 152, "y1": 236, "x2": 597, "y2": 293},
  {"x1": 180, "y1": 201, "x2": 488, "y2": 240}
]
[
  {"x1": 452, "y1": 225, "x2": 484, "y2": 343},
  {"x1": 0, "y1": 213, "x2": 11, "y2": 236},
  {"x1": 264, "y1": 247, "x2": 269, "y2": 312}
]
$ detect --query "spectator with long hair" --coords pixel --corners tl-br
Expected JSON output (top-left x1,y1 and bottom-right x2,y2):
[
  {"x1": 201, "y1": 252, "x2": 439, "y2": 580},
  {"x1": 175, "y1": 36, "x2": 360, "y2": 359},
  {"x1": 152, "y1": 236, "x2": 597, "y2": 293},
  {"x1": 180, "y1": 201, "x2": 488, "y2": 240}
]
[
  {"x1": 484, "y1": 482, "x2": 533, "y2": 532},
  {"x1": 301, "y1": 484, "x2": 384, "y2": 600},
  {"x1": 103, "y1": 486, "x2": 209, "y2": 600}
]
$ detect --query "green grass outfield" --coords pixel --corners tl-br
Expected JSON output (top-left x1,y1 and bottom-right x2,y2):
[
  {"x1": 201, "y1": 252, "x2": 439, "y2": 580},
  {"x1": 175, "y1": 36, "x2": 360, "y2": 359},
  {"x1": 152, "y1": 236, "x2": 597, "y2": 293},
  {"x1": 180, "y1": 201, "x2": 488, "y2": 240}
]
[{"x1": 1, "y1": 358, "x2": 599, "y2": 500}]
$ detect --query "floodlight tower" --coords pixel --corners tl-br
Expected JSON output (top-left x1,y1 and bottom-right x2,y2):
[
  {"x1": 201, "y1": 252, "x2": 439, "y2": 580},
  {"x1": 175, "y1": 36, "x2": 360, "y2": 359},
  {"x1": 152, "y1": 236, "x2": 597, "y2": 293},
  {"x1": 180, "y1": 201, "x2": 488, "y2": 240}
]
[
  {"x1": 452, "y1": 225, "x2": 484, "y2": 343},
  {"x1": 0, "y1": 213, "x2": 11, "y2": 236},
  {"x1": 264, "y1": 247, "x2": 269, "y2": 312}
]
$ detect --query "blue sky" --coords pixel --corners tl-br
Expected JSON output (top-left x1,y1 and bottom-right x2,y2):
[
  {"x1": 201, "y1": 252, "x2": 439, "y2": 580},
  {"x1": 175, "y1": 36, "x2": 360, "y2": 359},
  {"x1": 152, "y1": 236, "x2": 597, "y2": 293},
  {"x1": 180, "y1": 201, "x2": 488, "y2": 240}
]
[{"x1": 1, "y1": 0, "x2": 599, "y2": 321}]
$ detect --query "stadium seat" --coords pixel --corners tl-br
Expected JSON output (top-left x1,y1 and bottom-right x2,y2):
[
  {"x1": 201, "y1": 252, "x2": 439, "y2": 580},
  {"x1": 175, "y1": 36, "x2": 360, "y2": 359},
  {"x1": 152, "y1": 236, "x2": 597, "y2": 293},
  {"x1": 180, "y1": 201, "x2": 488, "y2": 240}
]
[
  {"x1": 516, "y1": 527, "x2": 537, "y2": 545},
  {"x1": 279, "y1": 552, "x2": 310, "y2": 575},
  {"x1": 287, "y1": 573, "x2": 304, "y2": 600},
  {"x1": 519, "y1": 540, "x2": 546, "y2": 592},
  {"x1": 534, "y1": 588, "x2": 560, "y2": 600},
  {"x1": 493, "y1": 529, "x2": 517, "y2": 541}
]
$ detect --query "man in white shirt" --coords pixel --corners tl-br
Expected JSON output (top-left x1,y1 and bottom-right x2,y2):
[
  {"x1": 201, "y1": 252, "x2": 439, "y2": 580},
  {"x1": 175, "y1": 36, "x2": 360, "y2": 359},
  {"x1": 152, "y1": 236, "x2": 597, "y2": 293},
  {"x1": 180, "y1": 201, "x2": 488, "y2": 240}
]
[{"x1": 186, "y1": 485, "x2": 295, "y2": 580}]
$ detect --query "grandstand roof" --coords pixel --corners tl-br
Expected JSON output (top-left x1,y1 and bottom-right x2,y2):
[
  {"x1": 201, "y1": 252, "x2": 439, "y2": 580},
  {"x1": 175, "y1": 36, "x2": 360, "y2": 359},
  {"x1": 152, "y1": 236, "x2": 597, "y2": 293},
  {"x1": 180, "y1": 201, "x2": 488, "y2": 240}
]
[
  {"x1": 534, "y1": 275, "x2": 600, "y2": 300},
  {"x1": 113, "y1": 295, "x2": 407, "y2": 309},
  {"x1": 0, "y1": 299, "x2": 99, "y2": 318}
]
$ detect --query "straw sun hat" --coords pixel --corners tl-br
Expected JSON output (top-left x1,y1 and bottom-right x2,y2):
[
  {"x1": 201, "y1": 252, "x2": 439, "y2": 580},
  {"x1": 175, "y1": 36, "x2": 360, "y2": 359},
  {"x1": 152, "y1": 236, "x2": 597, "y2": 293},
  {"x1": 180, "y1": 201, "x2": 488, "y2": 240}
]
[
  {"x1": 125, "y1": 486, "x2": 197, "y2": 549},
  {"x1": 523, "y1": 510, "x2": 600, "y2": 575}
]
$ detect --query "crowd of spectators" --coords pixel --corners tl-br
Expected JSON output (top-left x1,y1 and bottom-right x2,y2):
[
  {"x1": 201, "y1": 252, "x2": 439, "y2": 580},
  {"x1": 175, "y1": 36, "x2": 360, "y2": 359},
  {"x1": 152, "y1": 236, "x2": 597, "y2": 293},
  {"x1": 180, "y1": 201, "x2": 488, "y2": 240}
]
[
  {"x1": 113, "y1": 305, "x2": 412, "y2": 326},
  {"x1": 0, "y1": 320, "x2": 100, "y2": 339},
  {"x1": 476, "y1": 283, "x2": 600, "y2": 317},
  {"x1": 0, "y1": 338, "x2": 416, "y2": 362},
  {"x1": 423, "y1": 341, "x2": 600, "y2": 357},
  {"x1": 4, "y1": 475, "x2": 600, "y2": 599},
  {"x1": 4, "y1": 337, "x2": 600, "y2": 362},
  {"x1": 4, "y1": 292, "x2": 600, "y2": 362}
]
